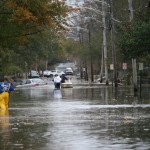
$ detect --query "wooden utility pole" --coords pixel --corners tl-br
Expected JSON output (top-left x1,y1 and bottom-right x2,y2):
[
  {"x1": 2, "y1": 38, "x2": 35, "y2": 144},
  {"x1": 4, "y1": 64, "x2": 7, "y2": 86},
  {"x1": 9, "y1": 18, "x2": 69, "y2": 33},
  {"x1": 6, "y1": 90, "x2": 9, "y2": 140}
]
[
  {"x1": 128, "y1": 0, "x2": 138, "y2": 93},
  {"x1": 132, "y1": 59, "x2": 138, "y2": 94},
  {"x1": 102, "y1": 0, "x2": 109, "y2": 85},
  {"x1": 100, "y1": 45, "x2": 104, "y2": 83},
  {"x1": 128, "y1": 0, "x2": 133, "y2": 21},
  {"x1": 128, "y1": 0, "x2": 138, "y2": 94},
  {"x1": 109, "y1": 0, "x2": 118, "y2": 87},
  {"x1": 88, "y1": 21, "x2": 94, "y2": 82}
]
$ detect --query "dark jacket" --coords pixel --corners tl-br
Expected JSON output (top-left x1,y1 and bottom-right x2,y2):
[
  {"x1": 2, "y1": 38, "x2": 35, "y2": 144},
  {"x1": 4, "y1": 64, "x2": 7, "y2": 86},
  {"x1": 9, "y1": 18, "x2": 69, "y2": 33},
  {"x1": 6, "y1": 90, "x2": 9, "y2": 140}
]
[{"x1": 61, "y1": 76, "x2": 68, "y2": 83}]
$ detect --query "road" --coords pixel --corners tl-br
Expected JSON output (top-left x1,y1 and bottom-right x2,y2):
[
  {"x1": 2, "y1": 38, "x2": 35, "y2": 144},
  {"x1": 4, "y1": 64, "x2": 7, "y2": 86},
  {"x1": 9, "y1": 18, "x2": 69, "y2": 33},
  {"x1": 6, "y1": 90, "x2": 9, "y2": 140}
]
[{"x1": 0, "y1": 81, "x2": 150, "y2": 150}]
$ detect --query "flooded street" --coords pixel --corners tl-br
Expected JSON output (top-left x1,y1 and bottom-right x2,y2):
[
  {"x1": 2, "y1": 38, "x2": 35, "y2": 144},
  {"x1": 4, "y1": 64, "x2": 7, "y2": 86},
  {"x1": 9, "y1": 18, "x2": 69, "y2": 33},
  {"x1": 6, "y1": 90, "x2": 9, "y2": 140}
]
[{"x1": 0, "y1": 83, "x2": 150, "y2": 150}]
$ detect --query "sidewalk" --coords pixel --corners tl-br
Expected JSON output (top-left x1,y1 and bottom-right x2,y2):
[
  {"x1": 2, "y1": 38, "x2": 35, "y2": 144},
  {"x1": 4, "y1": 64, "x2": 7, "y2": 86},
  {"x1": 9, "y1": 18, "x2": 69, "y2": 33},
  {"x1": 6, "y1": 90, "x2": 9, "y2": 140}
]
[{"x1": 71, "y1": 77, "x2": 114, "y2": 86}]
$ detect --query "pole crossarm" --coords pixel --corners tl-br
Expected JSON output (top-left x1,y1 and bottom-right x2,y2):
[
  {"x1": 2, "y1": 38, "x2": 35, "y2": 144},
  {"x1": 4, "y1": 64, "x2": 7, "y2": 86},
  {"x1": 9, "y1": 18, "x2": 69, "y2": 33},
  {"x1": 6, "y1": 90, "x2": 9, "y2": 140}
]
[
  {"x1": 81, "y1": 7, "x2": 103, "y2": 15},
  {"x1": 86, "y1": 0, "x2": 110, "y2": 7}
]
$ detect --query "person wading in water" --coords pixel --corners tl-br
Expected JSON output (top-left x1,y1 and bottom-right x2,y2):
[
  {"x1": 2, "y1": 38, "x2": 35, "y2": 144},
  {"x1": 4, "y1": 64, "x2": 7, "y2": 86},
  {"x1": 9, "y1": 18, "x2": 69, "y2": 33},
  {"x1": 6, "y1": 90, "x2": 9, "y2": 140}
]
[
  {"x1": 0, "y1": 77, "x2": 14, "y2": 110},
  {"x1": 53, "y1": 74, "x2": 62, "y2": 89}
]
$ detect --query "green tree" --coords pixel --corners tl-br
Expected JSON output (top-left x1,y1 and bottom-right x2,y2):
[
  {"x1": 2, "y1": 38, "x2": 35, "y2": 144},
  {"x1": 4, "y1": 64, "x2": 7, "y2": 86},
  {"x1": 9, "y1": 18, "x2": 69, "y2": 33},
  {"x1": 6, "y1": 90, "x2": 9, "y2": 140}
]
[
  {"x1": 119, "y1": 8, "x2": 150, "y2": 64},
  {"x1": 0, "y1": 0, "x2": 69, "y2": 75}
]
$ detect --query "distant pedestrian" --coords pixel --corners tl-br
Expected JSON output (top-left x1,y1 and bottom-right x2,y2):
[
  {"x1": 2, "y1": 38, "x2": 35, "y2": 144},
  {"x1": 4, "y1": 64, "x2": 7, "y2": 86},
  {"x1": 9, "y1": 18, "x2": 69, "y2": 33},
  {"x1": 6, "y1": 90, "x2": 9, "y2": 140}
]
[
  {"x1": 53, "y1": 74, "x2": 61, "y2": 89},
  {"x1": 61, "y1": 74, "x2": 68, "y2": 83}
]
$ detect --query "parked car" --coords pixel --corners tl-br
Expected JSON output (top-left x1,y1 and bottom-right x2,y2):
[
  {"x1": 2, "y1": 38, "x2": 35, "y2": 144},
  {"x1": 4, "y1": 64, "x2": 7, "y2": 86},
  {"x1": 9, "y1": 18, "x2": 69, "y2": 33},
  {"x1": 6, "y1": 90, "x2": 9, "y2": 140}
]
[
  {"x1": 28, "y1": 70, "x2": 39, "y2": 78},
  {"x1": 43, "y1": 70, "x2": 65, "y2": 77},
  {"x1": 43, "y1": 70, "x2": 49, "y2": 77},
  {"x1": 16, "y1": 78, "x2": 47, "y2": 88},
  {"x1": 65, "y1": 68, "x2": 74, "y2": 75}
]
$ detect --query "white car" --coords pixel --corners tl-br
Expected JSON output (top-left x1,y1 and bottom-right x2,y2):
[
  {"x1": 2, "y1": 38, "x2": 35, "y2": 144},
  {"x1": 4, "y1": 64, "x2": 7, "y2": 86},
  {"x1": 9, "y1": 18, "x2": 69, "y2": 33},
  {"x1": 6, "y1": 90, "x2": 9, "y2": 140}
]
[
  {"x1": 44, "y1": 70, "x2": 65, "y2": 77},
  {"x1": 16, "y1": 78, "x2": 47, "y2": 88},
  {"x1": 43, "y1": 70, "x2": 49, "y2": 77},
  {"x1": 65, "y1": 68, "x2": 74, "y2": 75}
]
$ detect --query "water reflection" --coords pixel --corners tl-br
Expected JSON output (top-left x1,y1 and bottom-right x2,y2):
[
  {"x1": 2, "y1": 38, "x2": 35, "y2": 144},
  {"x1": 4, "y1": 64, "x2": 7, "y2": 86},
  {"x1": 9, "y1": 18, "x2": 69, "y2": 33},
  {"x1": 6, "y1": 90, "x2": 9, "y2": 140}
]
[
  {"x1": 14, "y1": 86, "x2": 150, "y2": 104},
  {"x1": 62, "y1": 88, "x2": 73, "y2": 99},
  {"x1": 0, "y1": 109, "x2": 10, "y2": 150},
  {"x1": 53, "y1": 89, "x2": 62, "y2": 99}
]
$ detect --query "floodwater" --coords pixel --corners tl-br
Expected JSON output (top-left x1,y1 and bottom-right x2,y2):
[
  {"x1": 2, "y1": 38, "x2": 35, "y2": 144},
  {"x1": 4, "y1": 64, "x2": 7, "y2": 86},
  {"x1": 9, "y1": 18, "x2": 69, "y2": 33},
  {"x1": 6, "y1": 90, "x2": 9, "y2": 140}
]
[{"x1": 0, "y1": 82, "x2": 150, "y2": 150}]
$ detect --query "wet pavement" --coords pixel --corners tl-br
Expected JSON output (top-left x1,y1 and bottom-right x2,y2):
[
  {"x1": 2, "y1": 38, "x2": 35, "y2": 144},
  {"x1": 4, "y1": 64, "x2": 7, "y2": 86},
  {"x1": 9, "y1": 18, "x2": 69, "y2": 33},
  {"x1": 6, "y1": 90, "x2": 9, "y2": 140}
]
[{"x1": 0, "y1": 81, "x2": 150, "y2": 150}]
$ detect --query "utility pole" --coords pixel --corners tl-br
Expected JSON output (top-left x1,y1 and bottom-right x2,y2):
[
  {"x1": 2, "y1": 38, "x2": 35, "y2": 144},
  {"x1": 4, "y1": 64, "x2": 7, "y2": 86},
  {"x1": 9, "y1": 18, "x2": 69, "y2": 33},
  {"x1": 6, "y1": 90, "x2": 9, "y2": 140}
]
[
  {"x1": 102, "y1": 0, "x2": 108, "y2": 85},
  {"x1": 109, "y1": 0, "x2": 118, "y2": 87},
  {"x1": 128, "y1": 0, "x2": 138, "y2": 94},
  {"x1": 88, "y1": 20, "x2": 94, "y2": 82},
  {"x1": 100, "y1": 45, "x2": 104, "y2": 83},
  {"x1": 132, "y1": 59, "x2": 138, "y2": 94},
  {"x1": 128, "y1": 0, "x2": 133, "y2": 21}
]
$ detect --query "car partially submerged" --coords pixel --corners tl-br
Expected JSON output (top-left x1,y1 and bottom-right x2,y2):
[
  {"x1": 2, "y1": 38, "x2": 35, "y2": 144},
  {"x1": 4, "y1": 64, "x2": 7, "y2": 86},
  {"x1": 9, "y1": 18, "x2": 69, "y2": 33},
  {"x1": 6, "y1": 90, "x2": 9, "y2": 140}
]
[{"x1": 16, "y1": 78, "x2": 47, "y2": 88}]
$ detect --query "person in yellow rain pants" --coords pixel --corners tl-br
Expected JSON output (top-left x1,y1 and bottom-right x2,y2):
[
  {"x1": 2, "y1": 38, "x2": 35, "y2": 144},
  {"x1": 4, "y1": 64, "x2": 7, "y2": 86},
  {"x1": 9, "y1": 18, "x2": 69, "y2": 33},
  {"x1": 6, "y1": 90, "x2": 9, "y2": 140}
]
[
  {"x1": 0, "y1": 108, "x2": 9, "y2": 128},
  {"x1": 0, "y1": 92, "x2": 10, "y2": 110},
  {"x1": 0, "y1": 77, "x2": 14, "y2": 110}
]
